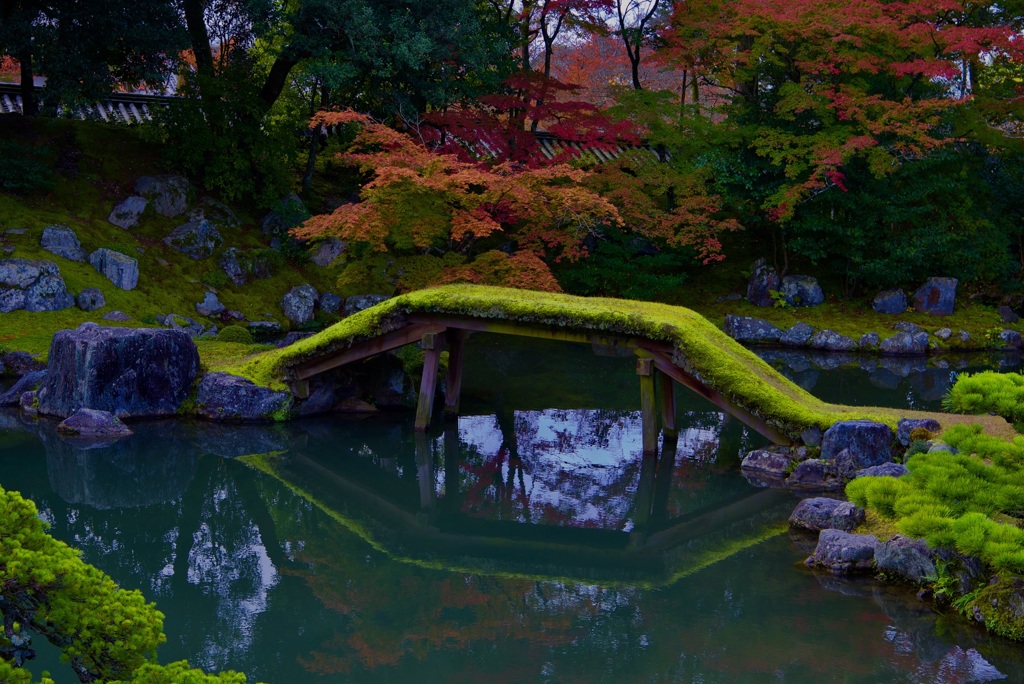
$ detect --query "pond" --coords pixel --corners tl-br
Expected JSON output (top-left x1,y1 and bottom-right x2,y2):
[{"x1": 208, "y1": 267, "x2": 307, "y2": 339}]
[{"x1": 2, "y1": 336, "x2": 1024, "y2": 683}]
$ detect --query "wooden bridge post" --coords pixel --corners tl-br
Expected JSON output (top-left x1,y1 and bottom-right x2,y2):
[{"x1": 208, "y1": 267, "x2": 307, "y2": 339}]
[
  {"x1": 660, "y1": 372, "x2": 677, "y2": 439},
  {"x1": 444, "y1": 329, "x2": 467, "y2": 417},
  {"x1": 415, "y1": 332, "x2": 444, "y2": 432},
  {"x1": 637, "y1": 358, "x2": 658, "y2": 455}
]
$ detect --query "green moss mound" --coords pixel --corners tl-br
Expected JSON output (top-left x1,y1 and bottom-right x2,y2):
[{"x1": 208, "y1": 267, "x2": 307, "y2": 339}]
[
  {"x1": 222, "y1": 284, "x2": 947, "y2": 438},
  {"x1": 217, "y1": 325, "x2": 254, "y2": 345},
  {"x1": 945, "y1": 371, "x2": 1024, "y2": 424},
  {"x1": 847, "y1": 424, "x2": 1024, "y2": 573}
]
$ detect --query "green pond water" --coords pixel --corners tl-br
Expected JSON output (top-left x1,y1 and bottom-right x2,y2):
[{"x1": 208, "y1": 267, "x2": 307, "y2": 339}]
[{"x1": 2, "y1": 337, "x2": 1024, "y2": 682}]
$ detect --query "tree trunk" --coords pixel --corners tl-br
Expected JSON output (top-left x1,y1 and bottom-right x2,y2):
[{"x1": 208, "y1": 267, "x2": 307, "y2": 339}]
[
  {"x1": 17, "y1": 46, "x2": 36, "y2": 117},
  {"x1": 259, "y1": 55, "x2": 300, "y2": 110},
  {"x1": 182, "y1": 0, "x2": 215, "y2": 80}
]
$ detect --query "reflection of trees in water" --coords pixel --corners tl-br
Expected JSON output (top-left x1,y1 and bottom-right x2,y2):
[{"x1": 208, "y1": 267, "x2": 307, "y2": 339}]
[
  {"x1": 24, "y1": 442, "x2": 284, "y2": 675},
  {"x1": 456, "y1": 409, "x2": 646, "y2": 528},
  {"x1": 272, "y1": 499, "x2": 606, "y2": 677},
  {"x1": 454, "y1": 409, "x2": 745, "y2": 528}
]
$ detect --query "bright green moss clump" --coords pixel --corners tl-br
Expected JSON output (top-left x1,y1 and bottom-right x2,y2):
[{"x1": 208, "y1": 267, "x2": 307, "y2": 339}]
[
  {"x1": 945, "y1": 371, "x2": 1024, "y2": 424},
  {"x1": 224, "y1": 284, "x2": 919, "y2": 438},
  {"x1": 847, "y1": 424, "x2": 1024, "y2": 573}
]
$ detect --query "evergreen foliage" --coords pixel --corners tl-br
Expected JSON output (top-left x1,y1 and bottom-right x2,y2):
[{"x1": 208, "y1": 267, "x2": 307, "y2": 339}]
[
  {"x1": 0, "y1": 486, "x2": 165, "y2": 681},
  {"x1": 945, "y1": 371, "x2": 1024, "y2": 424},
  {"x1": 847, "y1": 424, "x2": 1024, "y2": 572},
  {"x1": 0, "y1": 485, "x2": 253, "y2": 682}
]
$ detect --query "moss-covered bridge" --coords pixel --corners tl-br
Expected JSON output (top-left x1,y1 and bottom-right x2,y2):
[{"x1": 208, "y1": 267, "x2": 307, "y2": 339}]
[{"x1": 225, "y1": 285, "x2": 1010, "y2": 443}]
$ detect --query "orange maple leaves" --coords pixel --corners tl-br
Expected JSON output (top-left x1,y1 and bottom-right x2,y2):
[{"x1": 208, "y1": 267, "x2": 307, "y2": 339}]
[{"x1": 294, "y1": 110, "x2": 621, "y2": 267}]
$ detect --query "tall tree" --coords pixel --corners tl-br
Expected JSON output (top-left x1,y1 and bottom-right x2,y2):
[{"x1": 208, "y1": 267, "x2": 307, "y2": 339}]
[
  {"x1": 0, "y1": 0, "x2": 184, "y2": 116},
  {"x1": 615, "y1": 0, "x2": 664, "y2": 89}
]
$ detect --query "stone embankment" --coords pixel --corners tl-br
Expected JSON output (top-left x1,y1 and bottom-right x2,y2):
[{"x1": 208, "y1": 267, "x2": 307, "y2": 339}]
[
  {"x1": 750, "y1": 416, "x2": 1024, "y2": 642},
  {"x1": 728, "y1": 259, "x2": 1022, "y2": 354}
]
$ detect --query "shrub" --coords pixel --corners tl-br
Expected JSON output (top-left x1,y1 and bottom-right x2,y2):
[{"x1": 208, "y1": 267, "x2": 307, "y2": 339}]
[
  {"x1": 217, "y1": 325, "x2": 254, "y2": 345},
  {"x1": 945, "y1": 371, "x2": 1024, "y2": 424}
]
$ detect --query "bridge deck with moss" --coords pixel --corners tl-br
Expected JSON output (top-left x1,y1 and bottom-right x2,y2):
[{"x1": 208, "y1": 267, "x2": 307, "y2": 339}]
[{"x1": 223, "y1": 285, "x2": 1012, "y2": 443}]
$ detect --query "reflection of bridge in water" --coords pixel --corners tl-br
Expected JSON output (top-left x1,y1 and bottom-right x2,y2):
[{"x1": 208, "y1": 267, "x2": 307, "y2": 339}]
[{"x1": 249, "y1": 408, "x2": 794, "y2": 587}]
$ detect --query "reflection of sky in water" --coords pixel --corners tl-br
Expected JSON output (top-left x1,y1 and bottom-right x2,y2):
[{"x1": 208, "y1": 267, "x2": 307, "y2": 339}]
[{"x1": 453, "y1": 409, "x2": 724, "y2": 528}]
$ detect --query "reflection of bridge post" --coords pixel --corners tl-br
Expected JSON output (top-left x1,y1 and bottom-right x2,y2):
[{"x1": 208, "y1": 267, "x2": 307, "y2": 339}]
[
  {"x1": 414, "y1": 432, "x2": 436, "y2": 511},
  {"x1": 443, "y1": 422, "x2": 461, "y2": 507},
  {"x1": 651, "y1": 433, "x2": 677, "y2": 528},
  {"x1": 632, "y1": 431, "x2": 677, "y2": 546},
  {"x1": 637, "y1": 358, "x2": 658, "y2": 455}
]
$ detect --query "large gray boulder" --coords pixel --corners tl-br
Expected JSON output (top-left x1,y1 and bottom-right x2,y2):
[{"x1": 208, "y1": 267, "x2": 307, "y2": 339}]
[
  {"x1": 746, "y1": 258, "x2": 779, "y2": 307},
  {"x1": 821, "y1": 420, "x2": 894, "y2": 468},
  {"x1": 723, "y1": 315, "x2": 783, "y2": 344},
  {"x1": 40, "y1": 225, "x2": 87, "y2": 261},
  {"x1": 108, "y1": 196, "x2": 149, "y2": 229},
  {"x1": 789, "y1": 498, "x2": 865, "y2": 532},
  {"x1": 37, "y1": 323, "x2": 200, "y2": 418},
  {"x1": 741, "y1": 447, "x2": 798, "y2": 477},
  {"x1": 807, "y1": 329, "x2": 857, "y2": 352},
  {"x1": 856, "y1": 463, "x2": 909, "y2": 478},
  {"x1": 196, "y1": 291, "x2": 226, "y2": 317},
  {"x1": 0, "y1": 370, "x2": 46, "y2": 406},
  {"x1": 282, "y1": 284, "x2": 318, "y2": 325},
  {"x1": 1000, "y1": 330, "x2": 1023, "y2": 350},
  {"x1": 135, "y1": 175, "x2": 192, "y2": 218},
  {"x1": 89, "y1": 248, "x2": 138, "y2": 290},
  {"x1": 309, "y1": 238, "x2": 346, "y2": 267},
  {"x1": 218, "y1": 247, "x2": 247, "y2": 286},
  {"x1": 805, "y1": 529, "x2": 880, "y2": 574},
  {"x1": 196, "y1": 373, "x2": 291, "y2": 422},
  {"x1": 344, "y1": 294, "x2": 390, "y2": 316},
  {"x1": 780, "y1": 322, "x2": 814, "y2": 347},
  {"x1": 787, "y1": 459, "x2": 840, "y2": 490},
  {"x1": 320, "y1": 293, "x2": 342, "y2": 314},
  {"x1": 879, "y1": 331, "x2": 929, "y2": 356},
  {"x1": 76, "y1": 287, "x2": 105, "y2": 311},
  {"x1": 913, "y1": 277, "x2": 957, "y2": 316},
  {"x1": 872, "y1": 289, "x2": 907, "y2": 315},
  {"x1": 780, "y1": 276, "x2": 824, "y2": 307},
  {"x1": 875, "y1": 535, "x2": 936, "y2": 584},
  {"x1": 164, "y1": 219, "x2": 222, "y2": 260},
  {"x1": 57, "y1": 408, "x2": 133, "y2": 439},
  {"x1": 897, "y1": 417, "x2": 941, "y2": 446},
  {"x1": 0, "y1": 259, "x2": 75, "y2": 312}
]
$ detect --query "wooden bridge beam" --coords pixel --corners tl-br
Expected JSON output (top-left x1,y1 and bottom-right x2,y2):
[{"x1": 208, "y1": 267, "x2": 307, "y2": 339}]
[
  {"x1": 293, "y1": 322, "x2": 445, "y2": 384},
  {"x1": 415, "y1": 332, "x2": 444, "y2": 432},
  {"x1": 638, "y1": 347, "x2": 791, "y2": 445}
]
